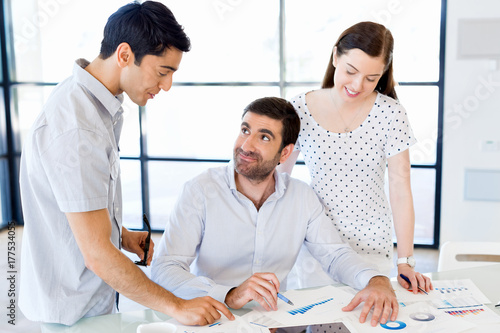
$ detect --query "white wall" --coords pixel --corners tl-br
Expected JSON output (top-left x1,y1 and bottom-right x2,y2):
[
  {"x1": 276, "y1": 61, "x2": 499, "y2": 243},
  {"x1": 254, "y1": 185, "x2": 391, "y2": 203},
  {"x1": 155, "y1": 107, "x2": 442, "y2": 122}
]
[{"x1": 441, "y1": 0, "x2": 500, "y2": 245}]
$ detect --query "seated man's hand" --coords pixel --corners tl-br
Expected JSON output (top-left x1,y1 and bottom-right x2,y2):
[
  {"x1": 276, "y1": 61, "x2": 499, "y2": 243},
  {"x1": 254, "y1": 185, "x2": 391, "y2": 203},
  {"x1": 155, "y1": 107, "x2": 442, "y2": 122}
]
[
  {"x1": 225, "y1": 272, "x2": 280, "y2": 311},
  {"x1": 172, "y1": 296, "x2": 234, "y2": 326},
  {"x1": 121, "y1": 228, "x2": 154, "y2": 265},
  {"x1": 342, "y1": 276, "x2": 398, "y2": 327}
]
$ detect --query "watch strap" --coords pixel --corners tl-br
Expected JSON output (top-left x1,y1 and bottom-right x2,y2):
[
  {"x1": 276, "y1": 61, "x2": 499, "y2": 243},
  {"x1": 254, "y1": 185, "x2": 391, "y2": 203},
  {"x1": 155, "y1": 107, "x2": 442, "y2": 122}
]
[{"x1": 397, "y1": 256, "x2": 416, "y2": 267}]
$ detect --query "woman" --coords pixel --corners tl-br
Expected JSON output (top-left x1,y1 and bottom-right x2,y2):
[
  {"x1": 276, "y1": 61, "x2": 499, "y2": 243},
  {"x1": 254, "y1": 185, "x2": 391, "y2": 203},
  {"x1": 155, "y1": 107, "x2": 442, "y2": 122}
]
[{"x1": 280, "y1": 21, "x2": 432, "y2": 292}]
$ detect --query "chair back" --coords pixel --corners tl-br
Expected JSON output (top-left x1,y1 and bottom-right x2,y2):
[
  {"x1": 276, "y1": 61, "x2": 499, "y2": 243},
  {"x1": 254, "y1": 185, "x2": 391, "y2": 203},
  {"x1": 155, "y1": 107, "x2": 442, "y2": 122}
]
[{"x1": 437, "y1": 241, "x2": 500, "y2": 272}]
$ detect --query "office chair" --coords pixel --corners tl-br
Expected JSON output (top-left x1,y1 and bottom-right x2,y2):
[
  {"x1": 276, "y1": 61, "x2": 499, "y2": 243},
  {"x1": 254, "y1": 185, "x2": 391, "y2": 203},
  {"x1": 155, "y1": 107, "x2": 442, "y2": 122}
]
[{"x1": 437, "y1": 241, "x2": 500, "y2": 272}]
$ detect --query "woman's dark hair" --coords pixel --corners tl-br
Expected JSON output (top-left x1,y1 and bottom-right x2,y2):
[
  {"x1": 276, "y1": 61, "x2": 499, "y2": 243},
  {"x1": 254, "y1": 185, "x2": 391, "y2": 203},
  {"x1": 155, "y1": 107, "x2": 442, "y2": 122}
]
[
  {"x1": 242, "y1": 97, "x2": 300, "y2": 150},
  {"x1": 99, "y1": 1, "x2": 191, "y2": 65},
  {"x1": 322, "y1": 21, "x2": 397, "y2": 100}
]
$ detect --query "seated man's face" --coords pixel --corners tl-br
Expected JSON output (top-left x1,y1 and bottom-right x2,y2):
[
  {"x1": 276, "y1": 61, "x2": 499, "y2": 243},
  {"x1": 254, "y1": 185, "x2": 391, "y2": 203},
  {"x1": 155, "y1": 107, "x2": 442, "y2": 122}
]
[{"x1": 233, "y1": 112, "x2": 284, "y2": 182}]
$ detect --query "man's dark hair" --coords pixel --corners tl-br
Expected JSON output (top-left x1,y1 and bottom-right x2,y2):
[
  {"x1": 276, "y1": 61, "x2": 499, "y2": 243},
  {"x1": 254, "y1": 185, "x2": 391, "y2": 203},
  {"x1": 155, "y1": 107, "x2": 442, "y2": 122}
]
[
  {"x1": 242, "y1": 97, "x2": 300, "y2": 150},
  {"x1": 99, "y1": 1, "x2": 191, "y2": 65}
]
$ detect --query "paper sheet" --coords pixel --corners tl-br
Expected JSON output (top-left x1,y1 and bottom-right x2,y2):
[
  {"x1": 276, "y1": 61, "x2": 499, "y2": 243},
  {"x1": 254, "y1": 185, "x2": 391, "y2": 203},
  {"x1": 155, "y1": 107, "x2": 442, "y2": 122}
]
[
  {"x1": 166, "y1": 314, "x2": 270, "y2": 333},
  {"x1": 392, "y1": 279, "x2": 491, "y2": 307},
  {"x1": 161, "y1": 279, "x2": 499, "y2": 332},
  {"x1": 442, "y1": 305, "x2": 500, "y2": 325},
  {"x1": 242, "y1": 285, "x2": 354, "y2": 328},
  {"x1": 340, "y1": 301, "x2": 476, "y2": 333}
]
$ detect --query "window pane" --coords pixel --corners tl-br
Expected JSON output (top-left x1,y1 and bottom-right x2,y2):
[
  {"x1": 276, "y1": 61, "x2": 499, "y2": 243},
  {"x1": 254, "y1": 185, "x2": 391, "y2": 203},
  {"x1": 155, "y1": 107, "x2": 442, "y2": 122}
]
[
  {"x1": 289, "y1": 161, "x2": 311, "y2": 185},
  {"x1": 386, "y1": 167, "x2": 435, "y2": 245},
  {"x1": 411, "y1": 168, "x2": 436, "y2": 245},
  {"x1": 285, "y1": 0, "x2": 441, "y2": 83},
  {"x1": 284, "y1": 85, "x2": 320, "y2": 101},
  {"x1": 389, "y1": 0, "x2": 441, "y2": 82},
  {"x1": 11, "y1": 85, "x2": 54, "y2": 152},
  {"x1": 167, "y1": 0, "x2": 279, "y2": 83},
  {"x1": 396, "y1": 86, "x2": 439, "y2": 165},
  {"x1": 121, "y1": 160, "x2": 142, "y2": 229},
  {"x1": 0, "y1": 159, "x2": 11, "y2": 228},
  {"x1": 0, "y1": 89, "x2": 6, "y2": 154},
  {"x1": 119, "y1": 97, "x2": 140, "y2": 158},
  {"x1": 146, "y1": 86, "x2": 280, "y2": 159},
  {"x1": 11, "y1": 0, "x2": 125, "y2": 82},
  {"x1": 148, "y1": 161, "x2": 226, "y2": 230}
]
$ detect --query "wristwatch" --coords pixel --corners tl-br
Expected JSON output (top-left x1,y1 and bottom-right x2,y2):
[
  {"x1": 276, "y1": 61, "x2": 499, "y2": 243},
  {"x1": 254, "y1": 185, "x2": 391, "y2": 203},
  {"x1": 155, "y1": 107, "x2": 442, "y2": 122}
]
[{"x1": 397, "y1": 256, "x2": 416, "y2": 268}]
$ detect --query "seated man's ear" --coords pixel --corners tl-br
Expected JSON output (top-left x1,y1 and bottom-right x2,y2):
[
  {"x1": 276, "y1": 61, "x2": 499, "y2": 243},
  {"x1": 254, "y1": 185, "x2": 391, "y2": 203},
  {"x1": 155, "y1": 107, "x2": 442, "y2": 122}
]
[{"x1": 278, "y1": 143, "x2": 295, "y2": 165}]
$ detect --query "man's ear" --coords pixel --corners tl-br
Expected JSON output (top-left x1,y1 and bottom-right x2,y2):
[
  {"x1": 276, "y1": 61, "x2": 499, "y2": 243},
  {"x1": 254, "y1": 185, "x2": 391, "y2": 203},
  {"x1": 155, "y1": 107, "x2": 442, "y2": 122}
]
[
  {"x1": 115, "y1": 42, "x2": 134, "y2": 68},
  {"x1": 279, "y1": 143, "x2": 295, "y2": 165}
]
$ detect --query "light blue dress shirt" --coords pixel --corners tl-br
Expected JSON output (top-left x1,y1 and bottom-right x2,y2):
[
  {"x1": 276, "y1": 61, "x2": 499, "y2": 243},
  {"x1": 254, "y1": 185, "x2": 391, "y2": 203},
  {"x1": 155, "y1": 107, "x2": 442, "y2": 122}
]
[
  {"x1": 19, "y1": 59, "x2": 124, "y2": 325},
  {"x1": 152, "y1": 163, "x2": 382, "y2": 304}
]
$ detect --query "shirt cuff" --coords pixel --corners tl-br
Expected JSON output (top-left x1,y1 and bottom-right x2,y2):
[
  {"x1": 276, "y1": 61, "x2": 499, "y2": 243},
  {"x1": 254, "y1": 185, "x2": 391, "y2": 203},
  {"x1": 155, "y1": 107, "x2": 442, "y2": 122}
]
[
  {"x1": 355, "y1": 270, "x2": 386, "y2": 290},
  {"x1": 207, "y1": 284, "x2": 234, "y2": 304}
]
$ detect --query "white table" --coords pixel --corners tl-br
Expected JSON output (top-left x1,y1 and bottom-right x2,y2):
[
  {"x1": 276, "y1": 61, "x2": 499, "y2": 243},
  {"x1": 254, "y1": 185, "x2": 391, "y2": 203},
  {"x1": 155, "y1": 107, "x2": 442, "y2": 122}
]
[{"x1": 40, "y1": 264, "x2": 500, "y2": 332}]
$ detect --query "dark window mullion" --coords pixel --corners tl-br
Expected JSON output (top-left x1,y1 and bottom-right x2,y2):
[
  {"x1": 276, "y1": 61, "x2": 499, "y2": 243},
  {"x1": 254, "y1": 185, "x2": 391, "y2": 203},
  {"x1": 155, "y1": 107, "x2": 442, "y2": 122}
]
[
  {"x1": 0, "y1": 0, "x2": 21, "y2": 226},
  {"x1": 139, "y1": 105, "x2": 150, "y2": 230}
]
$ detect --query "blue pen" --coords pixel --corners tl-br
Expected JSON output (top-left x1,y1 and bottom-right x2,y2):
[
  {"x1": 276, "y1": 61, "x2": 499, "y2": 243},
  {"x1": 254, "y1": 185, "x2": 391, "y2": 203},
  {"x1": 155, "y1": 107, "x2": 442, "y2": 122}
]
[
  {"x1": 400, "y1": 274, "x2": 428, "y2": 295},
  {"x1": 208, "y1": 322, "x2": 221, "y2": 327},
  {"x1": 250, "y1": 322, "x2": 268, "y2": 328},
  {"x1": 277, "y1": 293, "x2": 294, "y2": 306}
]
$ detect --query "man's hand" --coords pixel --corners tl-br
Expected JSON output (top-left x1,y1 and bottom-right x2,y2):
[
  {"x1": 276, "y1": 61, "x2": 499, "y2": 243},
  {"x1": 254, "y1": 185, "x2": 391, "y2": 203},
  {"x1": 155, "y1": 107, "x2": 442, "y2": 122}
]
[
  {"x1": 342, "y1": 276, "x2": 398, "y2": 327},
  {"x1": 122, "y1": 228, "x2": 154, "y2": 266},
  {"x1": 172, "y1": 296, "x2": 235, "y2": 326},
  {"x1": 397, "y1": 265, "x2": 433, "y2": 294},
  {"x1": 225, "y1": 273, "x2": 280, "y2": 311}
]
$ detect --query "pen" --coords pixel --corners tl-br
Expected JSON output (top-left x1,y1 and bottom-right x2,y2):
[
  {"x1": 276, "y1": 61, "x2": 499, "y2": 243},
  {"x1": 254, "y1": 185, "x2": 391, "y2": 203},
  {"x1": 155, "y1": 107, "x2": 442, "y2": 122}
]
[
  {"x1": 209, "y1": 322, "x2": 221, "y2": 327},
  {"x1": 400, "y1": 274, "x2": 428, "y2": 295},
  {"x1": 134, "y1": 214, "x2": 151, "y2": 266},
  {"x1": 495, "y1": 301, "x2": 500, "y2": 307},
  {"x1": 277, "y1": 293, "x2": 294, "y2": 306},
  {"x1": 250, "y1": 322, "x2": 268, "y2": 328}
]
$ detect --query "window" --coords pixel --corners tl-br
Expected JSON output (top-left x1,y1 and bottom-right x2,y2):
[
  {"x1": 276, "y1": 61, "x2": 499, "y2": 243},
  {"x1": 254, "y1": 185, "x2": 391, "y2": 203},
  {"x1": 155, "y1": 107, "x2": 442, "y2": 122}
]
[{"x1": 2, "y1": 0, "x2": 445, "y2": 247}]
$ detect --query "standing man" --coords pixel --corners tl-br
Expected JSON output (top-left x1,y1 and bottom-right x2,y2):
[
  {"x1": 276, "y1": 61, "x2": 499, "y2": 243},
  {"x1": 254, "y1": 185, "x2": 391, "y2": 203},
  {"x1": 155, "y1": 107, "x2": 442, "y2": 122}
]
[
  {"x1": 19, "y1": 1, "x2": 233, "y2": 326},
  {"x1": 152, "y1": 97, "x2": 399, "y2": 327}
]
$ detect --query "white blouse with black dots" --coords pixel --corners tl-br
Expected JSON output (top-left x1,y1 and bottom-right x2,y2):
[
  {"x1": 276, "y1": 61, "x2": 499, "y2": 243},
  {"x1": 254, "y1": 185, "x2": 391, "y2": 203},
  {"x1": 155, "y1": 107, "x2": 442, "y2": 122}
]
[{"x1": 291, "y1": 91, "x2": 417, "y2": 269}]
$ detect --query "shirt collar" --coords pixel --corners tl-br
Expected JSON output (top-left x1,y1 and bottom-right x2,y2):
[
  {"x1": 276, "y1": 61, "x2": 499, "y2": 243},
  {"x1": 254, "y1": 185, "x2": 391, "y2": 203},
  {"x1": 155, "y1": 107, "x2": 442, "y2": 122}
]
[
  {"x1": 73, "y1": 58, "x2": 124, "y2": 118},
  {"x1": 226, "y1": 161, "x2": 287, "y2": 200}
]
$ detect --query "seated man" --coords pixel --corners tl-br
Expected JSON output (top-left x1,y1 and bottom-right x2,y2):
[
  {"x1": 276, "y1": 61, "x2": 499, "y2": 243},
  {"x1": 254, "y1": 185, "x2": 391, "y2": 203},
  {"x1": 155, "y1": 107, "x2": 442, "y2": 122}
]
[{"x1": 151, "y1": 97, "x2": 398, "y2": 326}]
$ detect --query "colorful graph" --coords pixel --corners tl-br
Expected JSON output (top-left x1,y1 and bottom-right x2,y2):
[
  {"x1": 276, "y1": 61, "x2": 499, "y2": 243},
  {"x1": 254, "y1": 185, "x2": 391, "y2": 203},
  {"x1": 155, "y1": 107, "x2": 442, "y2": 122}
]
[
  {"x1": 445, "y1": 308, "x2": 485, "y2": 317},
  {"x1": 435, "y1": 286, "x2": 468, "y2": 294},
  {"x1": 409, "y1": 312, "x2": 436, "y2": 321},
  {"x1": 432, "y1": 296, "x2": 483, "y2": 309},
  {"x1": 288, "y1": 298, "x2": 334, "y2": 315},
  {"x1": 380, "y1": 320, "x2": 407, "y2": 330}
]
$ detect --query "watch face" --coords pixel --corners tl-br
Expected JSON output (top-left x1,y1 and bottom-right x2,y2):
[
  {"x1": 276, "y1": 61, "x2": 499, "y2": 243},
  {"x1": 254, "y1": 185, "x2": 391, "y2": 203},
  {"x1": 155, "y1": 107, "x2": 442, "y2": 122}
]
[{"x1": 408, "y1": 257, "x2": 416, "y2": 267}]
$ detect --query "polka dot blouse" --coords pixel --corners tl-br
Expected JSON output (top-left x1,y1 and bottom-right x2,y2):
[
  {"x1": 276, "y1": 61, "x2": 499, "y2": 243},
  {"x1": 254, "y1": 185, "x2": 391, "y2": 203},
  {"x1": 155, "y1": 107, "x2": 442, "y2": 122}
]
[{"x1": 291, "y1": 91, "x2": 416, "y2": 261}]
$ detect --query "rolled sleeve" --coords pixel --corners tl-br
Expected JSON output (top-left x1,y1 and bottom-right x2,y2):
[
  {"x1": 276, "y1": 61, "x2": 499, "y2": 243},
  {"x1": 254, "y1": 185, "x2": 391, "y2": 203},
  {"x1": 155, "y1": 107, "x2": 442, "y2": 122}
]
[
  {"x1": 207, "y1": 285, "x2": 234, "y2": 304},
  {"x1": 354, "y1": 270, "x2": 386, "y2": 290}
]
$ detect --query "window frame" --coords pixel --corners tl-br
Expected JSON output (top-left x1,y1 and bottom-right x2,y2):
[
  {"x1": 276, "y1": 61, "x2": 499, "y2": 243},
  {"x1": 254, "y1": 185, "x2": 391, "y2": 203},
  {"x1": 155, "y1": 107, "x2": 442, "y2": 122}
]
[{"x1": 0, "y1": 0, "x2": 446, "y2": 249}]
